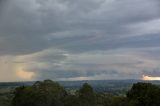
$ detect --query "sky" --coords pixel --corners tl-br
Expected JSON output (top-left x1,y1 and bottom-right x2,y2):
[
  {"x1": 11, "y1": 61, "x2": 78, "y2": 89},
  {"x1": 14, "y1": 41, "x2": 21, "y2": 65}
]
[{"x1": 0, "y1": 0, "x2": 160, "y2": 82}]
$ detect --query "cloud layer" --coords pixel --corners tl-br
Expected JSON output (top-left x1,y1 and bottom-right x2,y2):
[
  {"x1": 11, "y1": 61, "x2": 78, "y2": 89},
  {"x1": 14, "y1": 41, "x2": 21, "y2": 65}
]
[{"x1": 0, "y1": 0, "x2": 160, "y2": 81}]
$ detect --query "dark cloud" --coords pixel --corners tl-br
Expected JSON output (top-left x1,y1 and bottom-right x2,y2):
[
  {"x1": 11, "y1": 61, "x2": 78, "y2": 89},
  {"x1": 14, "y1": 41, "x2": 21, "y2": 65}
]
[
  {"x1": 32, "y1": 69, "x2": 140, "y2": 80},
  {"x1": 0, "y1": 0, "x2": 160, "y2": 55},
  {"x1": 0, "y1": 0, "x2": 8, "y2": 13},
  {"x1": 34, "y1": 70, "x2": 82, "y2": 80},
  {"x1": 54, "y1": 34, "x2": 160, "y2": 53},
  {"x1": 0, "y1": 0, "x2": 160, "y2": 81}
]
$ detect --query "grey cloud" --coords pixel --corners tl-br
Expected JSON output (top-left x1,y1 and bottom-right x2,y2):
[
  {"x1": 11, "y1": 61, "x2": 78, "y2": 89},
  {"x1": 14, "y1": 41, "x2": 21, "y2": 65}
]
[
  {"x1": 1, "y1": 0, "x2": 160, "y2": 55},
  {"x1": 143, "y1": 69, "x2": 160, "y2": 77},
  {"x1": 1, "y1": 0, "x2": 160, "y2": 80},
  {"x1": 34, "y1": 70, "x2": 82, "y2": 80},
  {"x1": 55, "y1": 34, "x2": 160, "y2": 53},
  {"x1": 30, "y1": 68, "x2": 139, "y2": 80}
]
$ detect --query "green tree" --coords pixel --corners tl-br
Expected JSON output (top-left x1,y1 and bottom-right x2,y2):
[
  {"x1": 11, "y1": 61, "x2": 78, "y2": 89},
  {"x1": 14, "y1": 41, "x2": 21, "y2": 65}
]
[
  {"x1": 127, "y1": 82, "x2": 160, "y2": 106},
  {"x1": 12, "y1": 80, "x2": 66, "y2": 106},
  {"x1": 95, "y1": 93, "x2": 111, "y2": 106},
  {"x1": 78, "y1": 83, "x2": 96, "y2": 106},
  {"x1": 63, "y1": 95, "x2": 82, "y2": 106},
  {"x1": 108, "y1": 96, "x2": 127, "y2": 106}
]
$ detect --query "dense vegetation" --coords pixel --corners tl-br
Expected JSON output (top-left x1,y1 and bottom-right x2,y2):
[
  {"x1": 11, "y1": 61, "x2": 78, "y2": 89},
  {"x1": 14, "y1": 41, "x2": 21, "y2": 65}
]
[{"x1": 9, "y1": 80, "x2": 160, "y2": 106}]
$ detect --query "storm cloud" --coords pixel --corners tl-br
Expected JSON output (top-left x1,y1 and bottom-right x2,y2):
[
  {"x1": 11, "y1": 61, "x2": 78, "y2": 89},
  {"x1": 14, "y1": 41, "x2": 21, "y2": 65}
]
[{"x1": 0, "y1": 0, "x2": 160, "y2": 81}]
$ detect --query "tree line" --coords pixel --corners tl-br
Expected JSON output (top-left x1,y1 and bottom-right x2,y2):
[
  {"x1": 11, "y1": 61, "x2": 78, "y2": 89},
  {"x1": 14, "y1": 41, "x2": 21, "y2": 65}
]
[{"x1": 11, "y1": 80, "x2": 160, "y2": 106}]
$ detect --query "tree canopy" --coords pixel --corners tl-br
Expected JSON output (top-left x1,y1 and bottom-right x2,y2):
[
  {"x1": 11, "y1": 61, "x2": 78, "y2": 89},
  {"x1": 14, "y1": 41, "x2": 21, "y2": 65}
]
[
  {"x1": 11, "y1": 80, "x2": 160, "y2": 106},
  {"x1": 12, "y1": 80, "x2": 66, "y2": 106},
  {"x1": 127, "y1": 82, "x2": 160, "y2": 106}
]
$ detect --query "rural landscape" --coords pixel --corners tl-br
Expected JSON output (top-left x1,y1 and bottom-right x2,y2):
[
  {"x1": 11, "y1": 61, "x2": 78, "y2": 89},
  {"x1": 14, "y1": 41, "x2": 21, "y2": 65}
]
[{"x1": 1, "y1": 0, "x2": 160, "y2": 105}]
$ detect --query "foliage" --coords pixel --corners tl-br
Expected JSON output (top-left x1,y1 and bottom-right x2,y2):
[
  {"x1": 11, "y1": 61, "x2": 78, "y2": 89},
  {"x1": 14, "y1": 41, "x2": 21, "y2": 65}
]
[
  {"x1": 78, "y1": 83, "x2": 96, "y2": 106},
  {"x1": 10, "y1": 80, "x2": 160, "y2": 106},
  {"x1": 127, "y1": 82, "x2": 160, "y2": 106},
  {"x1": 12, "y1": 80, "x2": 66, "y2": 106}
]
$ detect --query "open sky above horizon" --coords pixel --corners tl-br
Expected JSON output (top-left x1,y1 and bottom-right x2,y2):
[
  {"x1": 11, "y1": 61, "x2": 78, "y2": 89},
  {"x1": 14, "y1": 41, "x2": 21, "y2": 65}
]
[{"x1": 1, "y1": 0, "x2": 160, "y2": 82}]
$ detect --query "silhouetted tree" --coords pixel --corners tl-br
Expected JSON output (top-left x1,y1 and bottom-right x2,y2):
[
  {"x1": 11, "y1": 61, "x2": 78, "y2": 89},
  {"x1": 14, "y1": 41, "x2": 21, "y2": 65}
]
[
  {"x1": 11, "y1": 81, "x2": 160, "y2": 106},
  {"x1": 63, "y1": 95, "x2": 82, "y2": 106},
  {"x1": 78, "y1": 83, "x2": 96, "y2": 106},
  {"x1": 12, "y1": 80, "x2": 66, "y2": 106},
  {"x1": 127, "y1": 82, "x2": 160, "y2": 106}
]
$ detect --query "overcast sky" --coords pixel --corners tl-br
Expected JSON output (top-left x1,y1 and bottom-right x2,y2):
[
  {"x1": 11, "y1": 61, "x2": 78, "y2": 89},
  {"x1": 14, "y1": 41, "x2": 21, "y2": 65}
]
[{"x1": 0, "y1": 0, "x2": 160, "y2": 81}]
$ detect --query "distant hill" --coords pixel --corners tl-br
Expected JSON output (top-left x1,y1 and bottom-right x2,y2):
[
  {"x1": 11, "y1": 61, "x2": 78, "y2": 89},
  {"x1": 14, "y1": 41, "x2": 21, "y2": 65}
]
[{"x1": 0, "y1": 80, "x2": 160, "y2": 93}]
